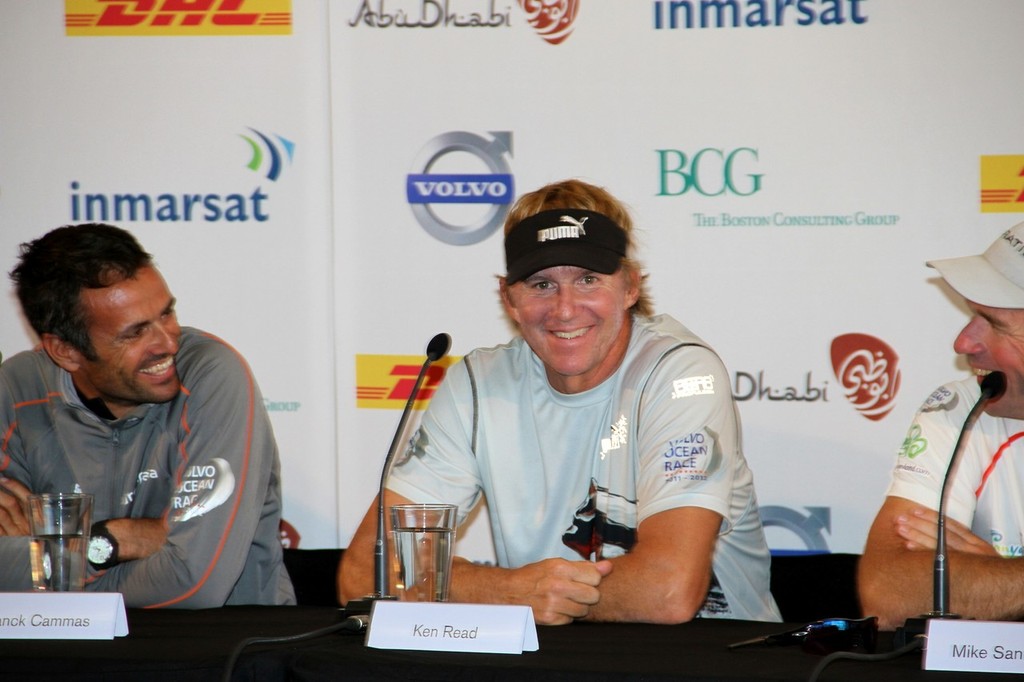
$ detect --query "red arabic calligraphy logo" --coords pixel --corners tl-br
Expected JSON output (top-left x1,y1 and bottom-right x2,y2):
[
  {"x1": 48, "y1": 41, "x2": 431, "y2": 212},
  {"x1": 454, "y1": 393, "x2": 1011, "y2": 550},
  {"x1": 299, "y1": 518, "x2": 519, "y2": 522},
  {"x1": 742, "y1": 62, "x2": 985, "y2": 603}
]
[
  {"x1": 830, "y1": 333, "x2": 901, "y2": 421},
  {"x1": 518, "y1": 0, "x2": 579, "y2": 44}
]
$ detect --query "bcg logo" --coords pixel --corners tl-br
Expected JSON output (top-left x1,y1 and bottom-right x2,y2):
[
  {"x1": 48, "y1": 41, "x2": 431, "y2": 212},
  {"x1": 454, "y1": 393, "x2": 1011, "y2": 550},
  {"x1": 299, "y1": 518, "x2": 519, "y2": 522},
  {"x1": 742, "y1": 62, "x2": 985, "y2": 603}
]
[
  {"x1": 656, "y1": 148, "x2": 763, "y2": 197},
  {"x1": 406, "y1": 131, "x2": 514, "y2": 245}
]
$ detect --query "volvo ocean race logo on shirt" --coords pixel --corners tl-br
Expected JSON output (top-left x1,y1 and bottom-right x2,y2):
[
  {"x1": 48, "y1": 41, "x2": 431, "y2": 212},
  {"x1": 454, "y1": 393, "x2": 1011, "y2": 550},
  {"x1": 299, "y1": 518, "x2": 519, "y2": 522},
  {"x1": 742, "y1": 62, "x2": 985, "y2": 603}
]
[
  {"x1": 68, "y1": 127, "x2": 293, "y2": 223},
  {"x1": 172, "y1": 458, "x2": 235, "y2": 522},
  {"x1": 406, "y1": 131, "x2": 514, "y2": 245}
]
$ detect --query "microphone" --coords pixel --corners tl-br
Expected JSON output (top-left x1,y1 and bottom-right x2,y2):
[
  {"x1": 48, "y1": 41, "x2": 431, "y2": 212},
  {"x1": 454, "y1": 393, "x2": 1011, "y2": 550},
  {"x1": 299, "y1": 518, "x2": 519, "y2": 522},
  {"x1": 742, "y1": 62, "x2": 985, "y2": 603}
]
[
  {"x1": 895, "y1": 371, "x2": 1006, "y2": 645},
  {"x1": 345, "y1": 332, "x2": 451, "y2": 616}
]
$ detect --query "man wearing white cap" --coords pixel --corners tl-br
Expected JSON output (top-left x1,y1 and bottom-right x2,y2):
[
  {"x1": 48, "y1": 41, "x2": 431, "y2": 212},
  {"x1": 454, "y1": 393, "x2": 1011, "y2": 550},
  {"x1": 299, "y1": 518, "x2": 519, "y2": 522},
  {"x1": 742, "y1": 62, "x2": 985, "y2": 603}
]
[
  {"x1": 339, "y1": 179, "x2": 780, "y2": 625},
  {"x1": 860, "y1": 223, "x2": 1024, "y2": 629}
]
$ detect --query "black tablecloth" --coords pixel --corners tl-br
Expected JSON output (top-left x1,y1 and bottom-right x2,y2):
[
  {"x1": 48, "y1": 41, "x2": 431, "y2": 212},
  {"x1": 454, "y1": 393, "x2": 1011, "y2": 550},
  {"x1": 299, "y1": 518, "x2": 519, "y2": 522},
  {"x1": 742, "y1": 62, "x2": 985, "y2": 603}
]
[{"x1": 0, "y1": 606, "x2": 1013, "y2": 681}]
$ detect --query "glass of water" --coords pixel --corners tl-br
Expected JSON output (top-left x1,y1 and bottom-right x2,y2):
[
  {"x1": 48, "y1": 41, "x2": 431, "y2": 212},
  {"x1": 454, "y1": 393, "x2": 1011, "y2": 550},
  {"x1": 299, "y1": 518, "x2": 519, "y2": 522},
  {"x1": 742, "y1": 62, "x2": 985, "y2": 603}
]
[
  {"x1": 27, "y1": 493, "x2": 93, "y2": 591},
  {"x1": 390, "y1": 503, "x2": 457, "y2": 602}
]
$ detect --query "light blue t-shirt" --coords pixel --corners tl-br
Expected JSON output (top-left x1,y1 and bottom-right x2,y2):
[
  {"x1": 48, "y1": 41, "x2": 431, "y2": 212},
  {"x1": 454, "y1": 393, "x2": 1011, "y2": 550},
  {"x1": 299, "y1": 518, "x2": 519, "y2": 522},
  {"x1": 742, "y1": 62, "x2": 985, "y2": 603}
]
[{"x1": 389, "y1": 314, "x2": 780, "y2": 621}]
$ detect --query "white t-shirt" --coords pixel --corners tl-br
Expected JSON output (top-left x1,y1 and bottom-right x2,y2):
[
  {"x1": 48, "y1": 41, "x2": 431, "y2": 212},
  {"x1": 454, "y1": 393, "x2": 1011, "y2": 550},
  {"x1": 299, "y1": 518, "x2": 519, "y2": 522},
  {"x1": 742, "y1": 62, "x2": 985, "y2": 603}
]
[
  {"x1": 888, "y1": 377, "x2": 1024, "y2": 557},
  {"x1": 389, "y1": 314, "x2": 781, "y2": 621}
]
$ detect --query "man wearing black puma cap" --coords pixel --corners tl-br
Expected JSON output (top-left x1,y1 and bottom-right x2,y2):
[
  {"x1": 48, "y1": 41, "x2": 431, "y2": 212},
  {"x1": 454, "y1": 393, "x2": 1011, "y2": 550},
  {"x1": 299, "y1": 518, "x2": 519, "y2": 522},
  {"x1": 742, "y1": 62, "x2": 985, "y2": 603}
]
[{"x1": 341, "y1": 179, "x2": 779, "y2": 625}]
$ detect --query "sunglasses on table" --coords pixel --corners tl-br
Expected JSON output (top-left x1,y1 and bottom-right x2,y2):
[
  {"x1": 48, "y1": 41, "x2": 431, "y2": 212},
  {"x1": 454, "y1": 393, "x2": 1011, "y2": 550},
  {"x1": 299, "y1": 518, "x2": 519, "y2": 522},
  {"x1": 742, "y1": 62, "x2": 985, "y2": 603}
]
[{"x1": 728, "y1": 617, "x2": 878, "y2": 656}]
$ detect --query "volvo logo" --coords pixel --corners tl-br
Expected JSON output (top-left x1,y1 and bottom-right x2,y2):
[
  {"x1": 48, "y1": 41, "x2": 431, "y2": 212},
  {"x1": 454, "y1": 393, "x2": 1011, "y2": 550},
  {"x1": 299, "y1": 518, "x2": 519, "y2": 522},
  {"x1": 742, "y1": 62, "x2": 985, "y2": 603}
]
[{"x1": 406, "y1": 131, "x2": 514, "y2": 245}]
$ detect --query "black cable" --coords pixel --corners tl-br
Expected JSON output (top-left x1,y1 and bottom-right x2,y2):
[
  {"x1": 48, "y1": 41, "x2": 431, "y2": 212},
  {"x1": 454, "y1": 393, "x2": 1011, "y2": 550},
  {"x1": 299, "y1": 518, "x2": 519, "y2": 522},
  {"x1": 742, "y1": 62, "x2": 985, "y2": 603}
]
[
  {"x1": 220, "y1": 614, "x2": 368, "y2": 682},
  {"x1": 807, "y1": 636, "x2": 924, "y2": 682}
]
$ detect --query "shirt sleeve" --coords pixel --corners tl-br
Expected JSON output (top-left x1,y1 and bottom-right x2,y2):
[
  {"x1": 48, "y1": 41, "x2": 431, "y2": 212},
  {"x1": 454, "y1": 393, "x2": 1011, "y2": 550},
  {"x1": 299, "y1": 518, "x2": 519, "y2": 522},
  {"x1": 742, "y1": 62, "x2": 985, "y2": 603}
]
[
  {"x1": 387, "y1": 359, "x2": 484, "y2": 525},
  {"x1": 86, "y1": 334, "x2": 288, "y2": 607},
  {"x1": 633, "y1": 344, "x2": 742, "y2": 528},
  {"x1": 0, "y1": 365, "x2": 35, "y2": 591},
  {"x1": 886, "y1": 382, "x2": 982, "y2": 528}
]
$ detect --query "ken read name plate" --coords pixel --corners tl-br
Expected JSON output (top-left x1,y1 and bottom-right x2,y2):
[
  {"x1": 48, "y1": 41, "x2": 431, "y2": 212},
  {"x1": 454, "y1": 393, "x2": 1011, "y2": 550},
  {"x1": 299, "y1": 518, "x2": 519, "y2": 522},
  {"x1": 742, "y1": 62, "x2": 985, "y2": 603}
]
[
  {"x1": 366, "y1": 600, "x2": 539, "y2": 654},
  {"x1": 0, "y1": 592, "x2": 128, "y2": 639}
]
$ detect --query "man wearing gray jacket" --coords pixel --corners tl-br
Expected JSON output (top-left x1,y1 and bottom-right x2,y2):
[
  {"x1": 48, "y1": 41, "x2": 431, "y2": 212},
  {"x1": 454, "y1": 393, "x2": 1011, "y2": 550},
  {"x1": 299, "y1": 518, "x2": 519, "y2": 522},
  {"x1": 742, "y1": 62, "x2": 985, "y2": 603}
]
[{"x1": 0, "y1": 223, "x2": 294, "y2": 607}]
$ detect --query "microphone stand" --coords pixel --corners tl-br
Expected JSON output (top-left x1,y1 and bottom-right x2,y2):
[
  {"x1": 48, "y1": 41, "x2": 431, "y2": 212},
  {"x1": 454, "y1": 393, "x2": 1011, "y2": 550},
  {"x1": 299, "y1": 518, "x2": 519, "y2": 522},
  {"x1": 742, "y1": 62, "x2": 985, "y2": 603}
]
[
  {"x1": 895, "y1": 371, "x2": 1006, "y2": 646},
  {"x1": 345, "y1": 333, "x2": 451, "y2": 616}
]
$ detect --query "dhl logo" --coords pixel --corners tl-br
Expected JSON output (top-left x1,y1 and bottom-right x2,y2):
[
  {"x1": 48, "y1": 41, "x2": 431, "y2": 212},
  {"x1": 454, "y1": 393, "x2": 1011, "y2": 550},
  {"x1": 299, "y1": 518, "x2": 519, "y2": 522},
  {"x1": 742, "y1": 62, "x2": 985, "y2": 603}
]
[
  {"x1": 356, "y1": 355, "x2": 457, "y2": 410},
  {"x1": 65, "y1": 0, "x2": 292, "y2": 36},
  {"x1": 981, "y1": 155, "x2": 1024, "y2": 213}
]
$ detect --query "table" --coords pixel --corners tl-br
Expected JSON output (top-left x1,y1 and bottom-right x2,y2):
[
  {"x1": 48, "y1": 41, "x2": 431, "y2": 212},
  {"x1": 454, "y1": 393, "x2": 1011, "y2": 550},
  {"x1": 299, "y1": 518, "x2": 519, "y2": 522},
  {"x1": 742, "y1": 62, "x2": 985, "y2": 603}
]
[{"x1": 0, "y1": 606, "x2": 1012, "y2": 681}]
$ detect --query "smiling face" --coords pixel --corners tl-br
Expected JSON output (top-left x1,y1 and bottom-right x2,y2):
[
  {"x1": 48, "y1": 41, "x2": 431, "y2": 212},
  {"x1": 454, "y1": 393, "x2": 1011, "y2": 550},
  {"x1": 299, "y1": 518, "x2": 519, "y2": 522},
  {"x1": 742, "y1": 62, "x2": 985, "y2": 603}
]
[
  {"x1": 50, "y1": 265, "x2": 182, "y2": 419},
  {"x1": 953, "y1": 300, "x2": 1024, "y2": 418},
  {"x1": 501, "y1": 264, "x2": 640, "y2": 394}
]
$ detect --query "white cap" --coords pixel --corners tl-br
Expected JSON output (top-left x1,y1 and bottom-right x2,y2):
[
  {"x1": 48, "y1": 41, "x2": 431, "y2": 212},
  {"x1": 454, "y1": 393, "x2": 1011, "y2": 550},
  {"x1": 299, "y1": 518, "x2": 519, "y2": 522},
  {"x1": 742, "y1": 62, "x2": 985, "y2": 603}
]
[{"x1": 927, "y1": 221, "x2": 1024, "y2": 308}]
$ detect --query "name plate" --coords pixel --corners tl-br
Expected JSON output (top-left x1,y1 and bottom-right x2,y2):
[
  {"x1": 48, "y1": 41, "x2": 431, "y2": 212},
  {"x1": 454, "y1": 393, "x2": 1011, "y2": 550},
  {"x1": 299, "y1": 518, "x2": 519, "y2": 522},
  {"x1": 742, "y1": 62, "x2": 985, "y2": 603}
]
[
  {"x1": 366, "y1": 601, "x2": 538, "y2": 654},
  {"x1": 0, "y1": 592, "x2": 129, "y2": 639},
  {"x1": 925, "y1": 619, "x2": 1024, "y2": 673}
]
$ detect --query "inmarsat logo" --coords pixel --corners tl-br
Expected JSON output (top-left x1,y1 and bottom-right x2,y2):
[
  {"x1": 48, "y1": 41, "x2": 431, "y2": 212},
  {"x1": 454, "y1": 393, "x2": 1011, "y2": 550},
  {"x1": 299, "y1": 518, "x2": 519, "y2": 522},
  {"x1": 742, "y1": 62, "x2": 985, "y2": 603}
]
[
  {"x1": 406, "y1": 131, "x2": 514, "y2": 245},
  {"x1": 240, "y1": 128, "x2": 295, "y2": 181},
  {"x1": 68, "y1": 127, "x2": 292, "y2": 223}
]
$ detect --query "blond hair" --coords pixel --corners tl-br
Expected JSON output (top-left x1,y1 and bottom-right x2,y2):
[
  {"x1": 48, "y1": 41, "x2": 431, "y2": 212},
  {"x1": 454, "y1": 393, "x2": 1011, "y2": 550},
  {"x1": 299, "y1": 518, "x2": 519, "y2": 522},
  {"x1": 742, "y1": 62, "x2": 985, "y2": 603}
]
[{"x1": 503, "y1": 179, "x2": 653, "y2": 316}]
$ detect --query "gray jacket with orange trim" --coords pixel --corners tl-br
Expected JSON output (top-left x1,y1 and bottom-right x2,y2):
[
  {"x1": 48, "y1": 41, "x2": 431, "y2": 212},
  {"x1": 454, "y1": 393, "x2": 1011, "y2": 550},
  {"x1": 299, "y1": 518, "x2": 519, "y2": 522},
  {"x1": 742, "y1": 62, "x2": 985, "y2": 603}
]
[{"x1": 0, "y1": 327, "x2": 295, "y2": 607}]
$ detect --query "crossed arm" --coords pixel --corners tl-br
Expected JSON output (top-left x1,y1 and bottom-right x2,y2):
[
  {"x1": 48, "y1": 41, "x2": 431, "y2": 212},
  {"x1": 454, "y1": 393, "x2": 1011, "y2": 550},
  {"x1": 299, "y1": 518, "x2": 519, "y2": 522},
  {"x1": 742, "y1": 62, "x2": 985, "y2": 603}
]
[
  {"x1": 0, "y1": 476, "x2": 166, "y2": 560},
  {"x1": 337, "y1": 489, "x2": 722, "y2": 625},
  {"x1": 858, "y1": 495, "x2": 1024, "y2": 630}
]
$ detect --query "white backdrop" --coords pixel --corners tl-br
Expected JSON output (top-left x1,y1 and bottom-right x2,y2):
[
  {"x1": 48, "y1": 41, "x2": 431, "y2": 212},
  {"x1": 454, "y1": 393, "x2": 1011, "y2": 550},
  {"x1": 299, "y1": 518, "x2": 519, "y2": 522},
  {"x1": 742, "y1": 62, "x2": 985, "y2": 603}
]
[{"x1": 2, "y1": 1, "x2": 1023, "y2": 557}]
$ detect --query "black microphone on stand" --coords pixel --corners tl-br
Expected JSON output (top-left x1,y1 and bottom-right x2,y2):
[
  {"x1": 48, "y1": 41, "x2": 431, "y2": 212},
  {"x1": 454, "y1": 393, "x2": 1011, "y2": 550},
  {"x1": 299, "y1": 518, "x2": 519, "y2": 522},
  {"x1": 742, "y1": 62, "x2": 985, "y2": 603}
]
[
  {"x1": 894, "y1": 371, "x2": 1006, "y2": 646},
  {"x1": 345, "y1": 332, "x2": 451, "y2": 617}
]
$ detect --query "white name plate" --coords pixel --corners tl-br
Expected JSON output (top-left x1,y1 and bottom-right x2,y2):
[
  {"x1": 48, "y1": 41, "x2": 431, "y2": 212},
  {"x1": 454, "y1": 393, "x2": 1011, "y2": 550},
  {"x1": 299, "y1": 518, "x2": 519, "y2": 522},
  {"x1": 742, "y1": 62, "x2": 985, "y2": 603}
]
[
  {"x1": 366, "y1": 601, "x2": 538, "y2": 654},
  {"x1": 925, "y1": 619, "x2": 1024, "y2": 673},
  {"x1": 0, "y1": 592, "x2": 128, "y2": 640}
]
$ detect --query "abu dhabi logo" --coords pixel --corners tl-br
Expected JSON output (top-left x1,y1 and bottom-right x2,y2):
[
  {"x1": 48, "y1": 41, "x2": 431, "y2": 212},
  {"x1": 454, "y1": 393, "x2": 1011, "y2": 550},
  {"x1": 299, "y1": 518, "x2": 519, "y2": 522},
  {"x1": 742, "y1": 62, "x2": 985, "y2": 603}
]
[
  {"x1": 348, "y1": 0, "x2": 511, "y2": 28},
  {"x1": 518, "y1": 0, "x2": 580, "y2": 44},
  {"x1": 830, "y1": 333, "x2": 901, "y2": 421},
  {"x1": 406, "y1": 131, "x2": 514, "y2": 245},
  {"x1": 240, "y1": 128, "x2": 295, "y2": 182},
  {"x1": 346, "y1": 1, "x2": 582, "y2": 43}
]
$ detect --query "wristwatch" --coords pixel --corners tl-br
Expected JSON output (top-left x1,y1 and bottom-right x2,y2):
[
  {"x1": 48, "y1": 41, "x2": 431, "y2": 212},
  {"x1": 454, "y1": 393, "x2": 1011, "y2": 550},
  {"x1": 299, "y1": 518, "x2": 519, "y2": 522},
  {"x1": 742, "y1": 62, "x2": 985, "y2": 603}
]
[{"x1": 87, "y1": 520, "x2": 119, "y2": 570}]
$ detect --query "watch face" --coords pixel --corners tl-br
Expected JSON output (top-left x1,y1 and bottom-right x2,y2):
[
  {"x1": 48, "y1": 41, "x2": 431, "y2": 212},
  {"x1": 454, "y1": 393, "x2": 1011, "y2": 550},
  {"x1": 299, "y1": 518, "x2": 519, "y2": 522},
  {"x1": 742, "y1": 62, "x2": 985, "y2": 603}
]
[{"x1": 88, "y1": 536, "x2": 113, "y2": 563}]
